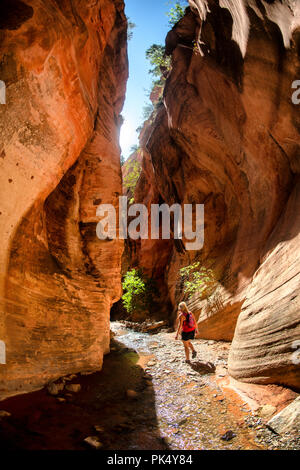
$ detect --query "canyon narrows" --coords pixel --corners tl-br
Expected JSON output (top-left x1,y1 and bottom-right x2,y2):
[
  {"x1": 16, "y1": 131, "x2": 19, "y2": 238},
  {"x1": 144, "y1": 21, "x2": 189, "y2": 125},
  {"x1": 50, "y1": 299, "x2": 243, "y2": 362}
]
[
  {"x1": 0, "y1": 0, "x2": 299, "y2": 451},
  {"x1": 125, "y1": 0, "x2": 300, "y2": 390}
]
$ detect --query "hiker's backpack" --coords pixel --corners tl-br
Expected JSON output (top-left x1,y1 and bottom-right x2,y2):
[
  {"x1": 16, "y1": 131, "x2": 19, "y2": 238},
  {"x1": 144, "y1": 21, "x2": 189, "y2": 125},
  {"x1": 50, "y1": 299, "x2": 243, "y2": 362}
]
[{"x1": 185, "y1": 312, "x2": 195, "y2": 329}]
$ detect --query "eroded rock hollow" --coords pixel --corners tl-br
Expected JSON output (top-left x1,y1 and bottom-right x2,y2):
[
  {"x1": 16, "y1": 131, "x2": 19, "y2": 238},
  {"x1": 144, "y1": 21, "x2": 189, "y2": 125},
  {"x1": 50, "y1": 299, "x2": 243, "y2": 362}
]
[
  {"x1": 131, "y1": 0, "x2": 300, "y2": 389},
  {"x1": 0, "y1": 0, "x2": 127, "y2": 399}
]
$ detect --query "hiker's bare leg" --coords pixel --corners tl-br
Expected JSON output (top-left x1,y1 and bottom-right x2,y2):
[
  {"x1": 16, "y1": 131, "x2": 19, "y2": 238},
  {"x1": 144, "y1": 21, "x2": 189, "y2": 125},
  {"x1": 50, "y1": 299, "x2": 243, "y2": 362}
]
[
  {"x1": 186, "y1": 340, "x2": 195, "y2": 352},
  {"x1": 182, "y1": 341, "x2": 190, "y2": 361}
]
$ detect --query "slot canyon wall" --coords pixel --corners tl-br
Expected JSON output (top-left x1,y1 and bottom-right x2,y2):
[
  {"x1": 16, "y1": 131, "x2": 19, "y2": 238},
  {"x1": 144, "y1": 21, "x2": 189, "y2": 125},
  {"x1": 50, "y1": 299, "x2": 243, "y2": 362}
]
[
  {"x1": 0, "y1": 0, "x2": 299, "y2": 401},
  {"x1": 0, "y1": 0, "x2": 127, "y2": 399},
  {"x1": 132, "y1": 0, "x2": 300, "y2": 389}
]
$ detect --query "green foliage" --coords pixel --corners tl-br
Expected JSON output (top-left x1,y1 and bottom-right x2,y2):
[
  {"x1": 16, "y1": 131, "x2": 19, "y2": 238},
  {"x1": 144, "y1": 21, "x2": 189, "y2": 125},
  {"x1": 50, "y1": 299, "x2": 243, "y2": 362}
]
[
  {"x1": 142, "y1": 102, "x2": 154, "y2": 120},
  {"x1": 130, "y1": 144, "x2": 139, "y2": 153},
  {"x1": 123, "y1": 159, "x2": 141, "y2": 198},
  {"x1": 122, "y1": 269, "x2": 146, "y2": 314},
  {"x1": 179, "y1": 262, "x2": 216, "y2": 297},
  {"x1": 135, "y1": 2, "x2": 187, "y2": 135},
  {"x1": 120, "y1": 154, "x2": 125, "y2": 167},
  {"x1": 166, "y1": 1, "x2": 187, "y2": 27},
  {"x1": 179, "y1": 262, "x2": 225, "y2": 314},
  {"x1": 122, "y1": 269, "x2": 157, "y2": 315},
  {"x1": 145, "y1": 44, "x2": 171, "y2": 78},
  {"x1": 127, "y1": 18, "x2": 136, "y2": 40}
]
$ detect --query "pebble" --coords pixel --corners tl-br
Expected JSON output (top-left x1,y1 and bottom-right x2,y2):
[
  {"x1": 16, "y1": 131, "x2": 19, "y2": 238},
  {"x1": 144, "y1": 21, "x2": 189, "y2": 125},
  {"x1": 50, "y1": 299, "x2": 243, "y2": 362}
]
[
  {"x1": 147, "y1": 361, "x2": 156, "y2": 366},
  {"x1": 94, "y1": 425, "x2": 105, "y2": 433},
  {"x1": 178, "y1": 418, "x2": 188, "y2": 426},
  {"x1": 126, "y1": 389, "x2": 138, "y2": 398},
  {"x1": 64, "y1": 374, "x2": 77, "y2": 381},
  {"x1": 221, "y1": 430, "x2": 236, "y2": 441},
  {"x1": 84, "y1": 436, "x2": 103, "y2": 450},
  {"x1": 47, "y1": 382, "x2": 64, "y2": 396},
  {"x1": 65, "y1": 384, "x2": 81, "y2": 393},
  {"x1": 56, "y1": 397, "x2": 66, "y2": 403},
  {"x1": 259, "y1": 404, "x2": 277, "y2": 418}
]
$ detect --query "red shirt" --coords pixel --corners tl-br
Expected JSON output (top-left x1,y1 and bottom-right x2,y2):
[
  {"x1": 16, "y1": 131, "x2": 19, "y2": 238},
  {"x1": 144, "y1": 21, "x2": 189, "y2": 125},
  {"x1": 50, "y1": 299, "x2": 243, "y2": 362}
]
[{"x1": 180, "y1": 311, "x2": 195, "y2": 332}]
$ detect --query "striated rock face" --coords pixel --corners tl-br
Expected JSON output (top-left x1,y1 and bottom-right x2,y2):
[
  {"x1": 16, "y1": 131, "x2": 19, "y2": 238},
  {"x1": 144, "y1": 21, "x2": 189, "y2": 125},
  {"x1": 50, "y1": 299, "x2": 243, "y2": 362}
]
[
  {"x1": 228, "y1": 177, "x2": 300, "y2": 388},
  {"x1": 135, "y1": 1, "x2": 300, "y2": 388},
  {"x1": 0, "y1": 0, "x2": 127, "y2": 399}
]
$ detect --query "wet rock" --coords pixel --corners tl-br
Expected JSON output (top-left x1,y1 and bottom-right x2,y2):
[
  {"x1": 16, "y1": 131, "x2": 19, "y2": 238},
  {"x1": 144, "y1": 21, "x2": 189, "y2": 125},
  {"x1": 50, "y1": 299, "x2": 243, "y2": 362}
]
[
  {"x1": 178, "y1": 418, "x2": 187, "y2": 426},
  {"x1": 147, "y1": 361, "x2": 156, "y2": 367},
  {"x1": 84, "y1": 436, "x2": 103, "y2": 450},
  {"x1": 65, "y1": 384, "x2": 81, "y2": 393},
  {"x1": 259, "y1": 404, "x2": 277, "y2": 419},
  {"x1": 267, "y1": 397, "x2": 300, "y2": 434},
  {"x1": 143, "y1": 321, "x2": 167, "y2": 332},
  {"x1": 122, "y1": 320, "x2": 168, "y2": 333},
  {"x1": 221, "y1": 430, "x2": 236, "y2": 441},
  {"x1": 142, "y1": 373, "x2": 152, "y2": 380}
]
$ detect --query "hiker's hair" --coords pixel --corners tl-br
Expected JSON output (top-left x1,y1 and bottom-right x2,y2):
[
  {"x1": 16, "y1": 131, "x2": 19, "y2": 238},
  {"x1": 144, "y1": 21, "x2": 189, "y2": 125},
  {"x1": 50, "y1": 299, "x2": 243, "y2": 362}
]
[{"x1": 179, "y1": 301, "x2": 189, "y2": 313}]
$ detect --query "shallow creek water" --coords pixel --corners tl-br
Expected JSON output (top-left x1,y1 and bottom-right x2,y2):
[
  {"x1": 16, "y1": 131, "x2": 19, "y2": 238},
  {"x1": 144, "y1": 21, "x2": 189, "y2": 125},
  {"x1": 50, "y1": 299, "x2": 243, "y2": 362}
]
[
  {"x1": 0, "y1": 321, "x2": 267, "y2": 450},
  {"x1": 109, "y1": 322, "x2": 265, "y2": 450}
]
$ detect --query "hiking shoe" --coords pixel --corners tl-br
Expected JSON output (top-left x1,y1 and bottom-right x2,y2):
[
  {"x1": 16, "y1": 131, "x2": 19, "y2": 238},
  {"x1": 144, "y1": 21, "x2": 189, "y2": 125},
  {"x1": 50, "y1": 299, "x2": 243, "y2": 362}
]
[
  {"x1": 192, "y1": 350, "x2": 197, "y2": 359},
  {"x1": 185, "y1": 360, "x2": 191, "y2": 364}
]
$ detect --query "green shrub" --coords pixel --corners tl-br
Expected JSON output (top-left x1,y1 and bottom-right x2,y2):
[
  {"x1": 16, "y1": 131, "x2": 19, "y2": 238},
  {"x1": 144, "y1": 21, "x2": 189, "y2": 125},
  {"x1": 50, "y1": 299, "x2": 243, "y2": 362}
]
[
  {"x1": 127, "y1": 18, "x2": 136, "y2": 40},
  {"x1": 179, "y1": 262, "x2": 216, "y2": 297},
  {"x1": 179, "y1": 262, "x2": 225, "y2": 314},
  {"x1": 123, "y1": 159, "x2": 141, "y2": 202},
  {"x1": 166, "y1": 1, "x2": 187, "y2": 27},
  {"x1": 130, "y1": 144, "x2": 139, "y2": 153},
  {"x1": 122, "y1": 269, "x2": 146, "y2": 314},
  {"x1": 142, "y1": 102, "x2": 154, "y2": 120},
  {"x1": 145, "y1": 44, "x2": 171, "y2": 79},
  {"x1": 122, "y1": 269, "x2": 156, "y2": 315}
]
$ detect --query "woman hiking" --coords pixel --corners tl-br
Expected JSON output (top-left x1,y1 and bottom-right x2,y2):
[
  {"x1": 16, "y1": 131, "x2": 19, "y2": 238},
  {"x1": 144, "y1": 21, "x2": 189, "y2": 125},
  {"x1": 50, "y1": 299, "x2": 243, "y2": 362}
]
[{"x1": 175, "y1": 301, "x2": 199, "y2": 363}]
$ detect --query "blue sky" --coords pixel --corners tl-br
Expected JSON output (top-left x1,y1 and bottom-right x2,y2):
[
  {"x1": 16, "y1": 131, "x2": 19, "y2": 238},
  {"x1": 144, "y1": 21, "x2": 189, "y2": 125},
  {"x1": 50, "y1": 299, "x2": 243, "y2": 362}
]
[{"x1": 120, "y1": 0, "x2": 185, "y2": 159}]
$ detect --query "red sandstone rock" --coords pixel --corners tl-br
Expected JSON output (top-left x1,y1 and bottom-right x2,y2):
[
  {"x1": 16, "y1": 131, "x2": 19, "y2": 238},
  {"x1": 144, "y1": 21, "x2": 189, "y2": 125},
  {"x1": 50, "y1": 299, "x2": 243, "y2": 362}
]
[
  {"x1": 0, "y1": 0, "x2": 127, "y2": 399},
  {"x1": 135, "y1": 1, "x2": 300, "y2": 388},
  {"x1": 228, "y1": 178, "x2": 300, "y2": 388}
]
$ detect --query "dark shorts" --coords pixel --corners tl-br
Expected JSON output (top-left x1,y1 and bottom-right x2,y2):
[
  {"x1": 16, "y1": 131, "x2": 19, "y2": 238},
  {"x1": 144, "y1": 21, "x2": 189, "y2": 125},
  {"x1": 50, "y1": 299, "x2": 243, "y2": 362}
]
[{"x1": 181, "y1": 330, "x2": 195, "y2": 341}]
